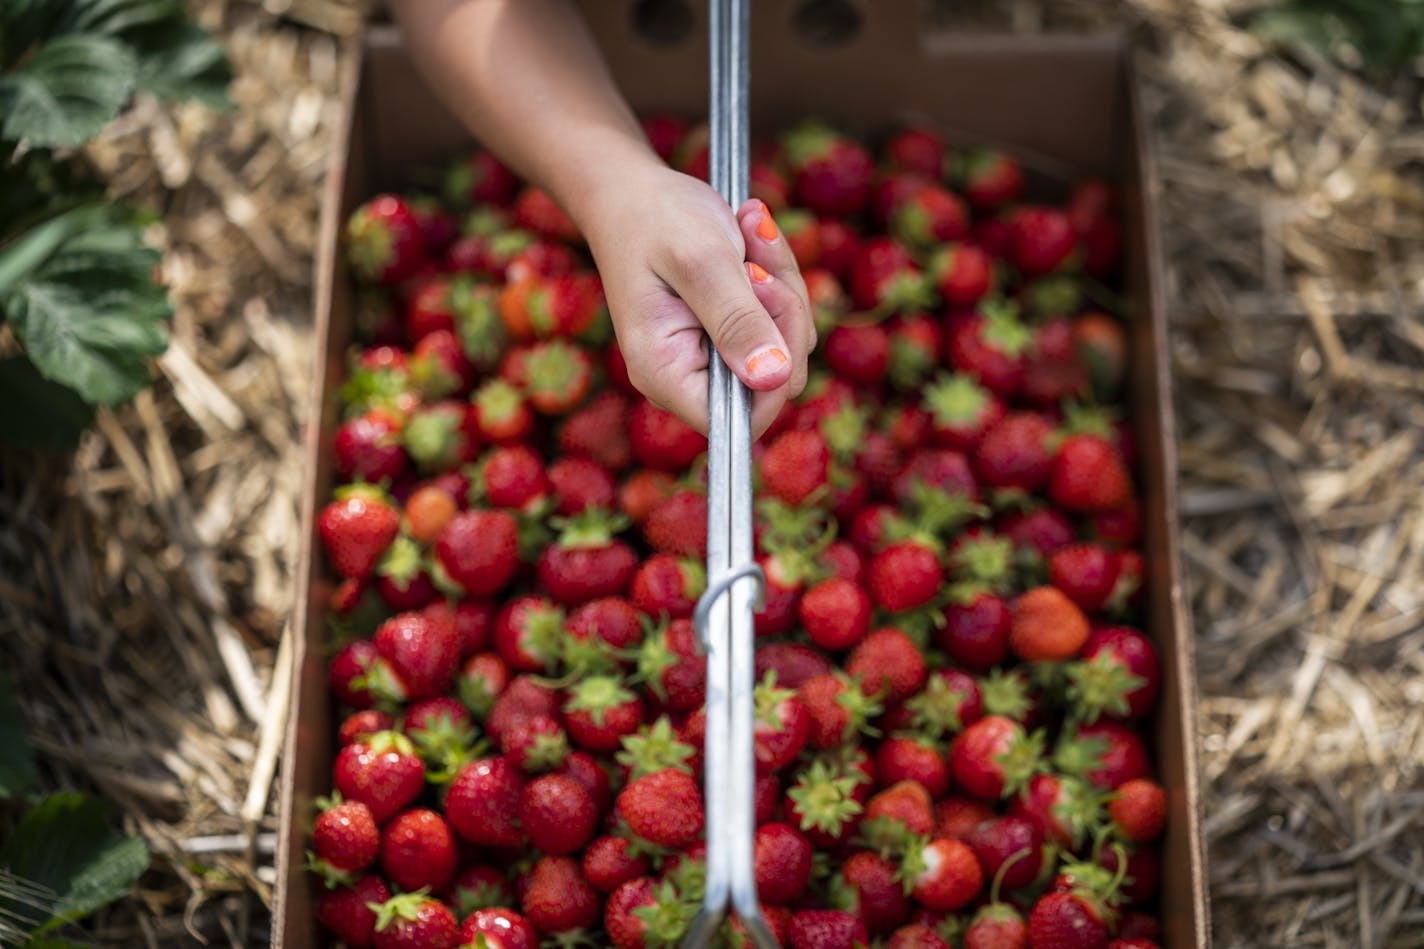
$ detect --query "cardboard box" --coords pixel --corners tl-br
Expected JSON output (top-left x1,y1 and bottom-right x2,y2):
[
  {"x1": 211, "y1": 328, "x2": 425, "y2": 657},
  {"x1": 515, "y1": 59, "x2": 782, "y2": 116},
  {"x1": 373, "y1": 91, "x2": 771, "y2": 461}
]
[{"x1": 275, "y1": 5, "x2": 1209, "y2": 945}]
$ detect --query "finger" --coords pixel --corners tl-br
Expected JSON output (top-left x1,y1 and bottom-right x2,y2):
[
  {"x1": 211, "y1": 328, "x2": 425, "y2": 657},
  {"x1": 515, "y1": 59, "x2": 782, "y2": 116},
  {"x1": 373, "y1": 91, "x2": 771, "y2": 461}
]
[
  {"x1": 736, "y1": 199, "x2": 808, "y2": 299},
  {"x1": 654, "y1": 235, "x2": 793, "y2": 394},
  {"x1": 750, "y1": 384, "x2": 792, "y2": 440},
  {"x1": 607, "y1": 282, "x2": 712, "y2": 434},
  {"x1": 746, "y1": 261, "x2": 813, "y2": 399}
]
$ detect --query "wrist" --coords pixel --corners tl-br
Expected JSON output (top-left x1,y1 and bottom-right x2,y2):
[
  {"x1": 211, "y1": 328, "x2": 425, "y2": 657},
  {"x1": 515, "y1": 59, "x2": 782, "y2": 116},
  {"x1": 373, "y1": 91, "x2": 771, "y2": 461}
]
[{"x1": 541, "y1": 128, "x2": 665, "y2": 242}]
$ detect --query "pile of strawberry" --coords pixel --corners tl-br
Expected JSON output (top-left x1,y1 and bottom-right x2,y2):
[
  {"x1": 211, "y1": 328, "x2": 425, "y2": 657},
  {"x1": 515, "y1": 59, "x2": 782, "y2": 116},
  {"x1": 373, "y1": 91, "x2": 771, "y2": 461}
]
[{"x1": 310, "y1": 115, "x2": 1169, "y2": 949}]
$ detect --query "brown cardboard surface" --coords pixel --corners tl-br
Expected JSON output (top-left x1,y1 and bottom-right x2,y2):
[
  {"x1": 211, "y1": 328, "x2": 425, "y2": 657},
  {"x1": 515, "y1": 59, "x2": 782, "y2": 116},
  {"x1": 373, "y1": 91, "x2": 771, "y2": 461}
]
[{"x1": 275, "y1": 6, "x2": 1207, "y2": 946}]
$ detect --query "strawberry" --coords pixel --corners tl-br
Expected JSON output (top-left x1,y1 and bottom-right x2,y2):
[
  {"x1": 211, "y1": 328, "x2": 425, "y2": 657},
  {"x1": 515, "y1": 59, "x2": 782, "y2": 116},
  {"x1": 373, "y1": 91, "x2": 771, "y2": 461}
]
[
  {"x1": 567, "y1": 596, "x2": 642, "y2": 652},
  {"x1": 332, "y1": 731, "x2": 425, "y2": 824},
  {"x1": 1009, "y1": 586, "x2": 1090, "y2": 662},
  {"x1": 958, "y1": 149, "x2": 1024, "y2": 211},
  {"x1": 783, "y1": 121, "x2": 875, "y2": 217},
  {"x1": 846, "y1": 628, "x2": 927, "y2": 705},
  {"x1": 629, "y1": 400, "x2": 706, "y2": 472},
  {"x1": 754, "y1": 674, "x2": 812, "y2": 772},
  {"x1": 446, "y1": 755, "x2": 526, "y2": 848},
  {"x1": 1108, "y1": 941, "x2": 1160, "y2": 949},
  {"x1": 320, "y1": 486, "x2": 400, "y2": 579},
  {"x1": 1008, "y1": 772, "x2": 1104, "y2": 850},
  {"x1": 335, "y1": 409, "x2": 408, "y2": 485},
  {"x1": 618, "y1": 716, "x2": 697, "y2": 783},
  {"x1": 339, "y1": 709, "x2": 394, "y2": 747},
  {"x1": 786, "y1": 753, "x2": 875, "y2": 846},
  {"x1": 1073, "y1": 312, "x2": 1127, "y2": 399},
  {"x1": 964, "y1": 904, "x2": 1027, "y2": 949},
  {"x1": 564, "y1": 675, "x2": 644, "y2": 752},
  {"x1": 405, "y1": 273, "x2": 460, "y2": 341},
  {"x1": 863, "y1": 780, "x2": 934, "y2": 839},
  {"x1": 1007, "y1": 205, "x2": 1077, "y2": 277},
  {"x1": 316, "y1": 874, "x2": 388, "y2": 948},
  {"x1": 936, "y1": 591, "x2": 1011, "y2": 671},
  {"x1": 457, "y1": 651, "x2": 509, "y2": 720},
  {"x1": 643, "y1": 489, "x2": 708, "y2": 558},
  {"x1": 922, "y1": 373, "x2": 1005, "y2": 453},
  {"x1": 410, "y1": 327, "x2": 475, "y2": 397},
  {"x1": 755, "y1": 822, "x2": 814, "y2": 904},
  {"x1": 602, "y1": 876, "x2": 689, "y2": 949},
  {"x1": 1026, "y1": 890, "x2": 1112, "y2": 949},
  {"x1": 369, "y1": 891, "x2": 459, "y2": 949},
  {"x1": 974, "y1": 412, "x2": 1056, "y2": 492},
  {"x1": 501, "y1": 339, "x2": 594, "y2": 415},
  {"x1": 546, "y1": 457, "x2": 617, "y2": 519},
  {"x1": 493, "y1": 595, "x2": 566, "y2": 673},
  {"x1": 947, "y1": 301, "x2": 1032, "y2": 398},
  {"x1": 1058, "y1": 721, "x2": 1150, "y2": 791},
  {"x1": 870, "y1": 169, "x2": 930, "y2": 228},
  {"x1": 537, "y1": 510, "x2": 637, "y2": 605},
  {"x1": 310, "y1": 798, "x2": 380, "y2": 882},
  {"x1": 560, "y1": 391, "x2": 633, "y2": 472},
  {"x1": 875, "y1": 737, "x2": 950, "y2": 799},
  {"x1": 1072, "y1": 627, "x2": 1160, "y2": 721},
  {"x1": 777, "y1": 207, "x2": 823, "y2": 268},
  {"x1": 511, "y1": 186, "x2": 580, "y2": 243},
  {"x1": 619, "y1": 470, "x2": 676, "y2": 526},
  {"x1": 374, "y1": 539, "x2": 439, "y2": 612},
  {"x1": 930, "y1": 242, "x2": 993, "y2": 307},
  {"x1": 848, "y1": 237, "x2": 930, "y2": 313},
  {"x1": 458, "y1": 907, "x2": 538, "y2": 949},
  {"x1": 1048, "y1": 544, "x2": 1123, "y2": 613},
  {"x1": 798, "y1": 672, "x2": 882, "y2": 749},
  {"x1": 948, "y1": 715, "x2": 1043, "y2": 801},
  {"x1": 1022, "y1": 316, "x2": 1088, "y2": 405},
  {"x1": 445, "y1": 148, "x2": 518, "y2": 206},
  {"x1": 884, "y1": 126, "x2": 945, "y2": 179},
  {"x1": 501, "y1": 714, "x2": 570, "y2": 773},
  {"x1": 817, "y1": 217, "x2": 862, "y2": 280},
  {"x1": 799, "y1": 577, "x2": 872, "y2": 651},
  {"x1": 519, "y1": 773, "x2": 598, "y2": 855},
  {"x1": 824, "y1": 323, "x2": 891, "y2": 387},
  {"x1": 346, "y1": 195, "x2": 425, "y2": 286},
  {"x1": 478, "y1": 443, "x2": 551, "y2": 512},
  {"x1": 403, "y1": 485, "x2": 458, "y2": 544},
  {"x1": 1050, "y1": 433, "x2": 1132, "y2": 512},
  {"x1": 887, "y1": 925, "x2": 951, "y2": 949},
  {"x1": 756, "y1": 642, "x2": 833, "y2": 691},
  {"x1": 434, "y1": 509, "x2": 520, "y2": 597},
  {"x1": 1098, "y1": 846, "x2": 1159, "y2": 906},
  {"x1": 840, "y1": 850, "x2": 910, "y2": 935},
  {"x1": 891, "y1": 448, "x2": 980, "y2": 511},
  {"x1": 379, "y1": 807, "x2": 457, "y2": 893},
  {"x1": 759, "y1": 428, "x2": 831, "y2": 505},
  {"x1": 499, "y1": 271, "x2": 603, "y2": 340},
  {"x1": 556, "y1": 749, "x2": 614, "y2": 817},
  {"x1": 583, "y1": 834, "x2": 652, "y2": 894},
  {"x1": 752, "y1": 158, "x2": 792, "y2": 212},
  {"x1": 630, "y1": 555, "x2": 705, "y2": 622},
  {"x1": 1108, "y1": 778, "x2": 1166, "y2": 843},
  {"x1": 374, "y1": 610, "x2": 460, "y2": 700},
  {"x1": 521, "y1": 855, "x2": 602, "y2": 934},
  {"x1": 472, "y1": 378, "x2": 535, "y2": 445},
  {"x1": 789, "y1": 909, "x2": 871, "y2": 949},
  {"x1": 616, "y1": 768, "x2": 704, "y2": 848},
  {"x1": 965, "y1": 815, "x2": 1046, "y2": 891},
  {"x1": 504, "y1": 239, "x2": 580, "y2": 284},
  {"x1": 905, "y1": 837, "x2": 983, "y2": 912},
  {"x1": 329, "y1": 639, "x2": 382, "y2": 709},
  {"x1": 867, "y1": 541, "x2": 941, "y2": 613},
  {"x1": 886, "y1": 314, "x2": 943, "y2": 391},
  {"x1": 932, "y1": 796, "x2": 995, "y2": 842},
  {"x1": 891, "y1": 182, "x2": 968, "y2": 249}
]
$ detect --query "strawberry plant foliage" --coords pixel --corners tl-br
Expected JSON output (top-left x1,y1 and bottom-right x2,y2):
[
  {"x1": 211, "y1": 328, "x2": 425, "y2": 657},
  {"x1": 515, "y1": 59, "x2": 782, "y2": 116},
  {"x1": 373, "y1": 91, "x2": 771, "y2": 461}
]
[{"x1": 0, "y1": 0, "x2": 229, "y2": 447}]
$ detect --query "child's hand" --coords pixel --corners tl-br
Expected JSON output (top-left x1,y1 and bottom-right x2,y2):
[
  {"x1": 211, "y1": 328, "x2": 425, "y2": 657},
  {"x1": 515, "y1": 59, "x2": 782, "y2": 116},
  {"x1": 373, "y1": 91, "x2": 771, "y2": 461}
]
[{"x1": 580, "y1": 161, "x2": 814, "y2": 438}]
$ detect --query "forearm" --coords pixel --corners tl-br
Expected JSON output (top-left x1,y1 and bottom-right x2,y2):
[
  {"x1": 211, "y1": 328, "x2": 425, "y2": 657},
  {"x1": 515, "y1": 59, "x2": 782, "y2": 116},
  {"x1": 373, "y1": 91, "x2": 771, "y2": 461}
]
[{"x1": 389, "y1": 0, "x2": 660, "y2": 234}]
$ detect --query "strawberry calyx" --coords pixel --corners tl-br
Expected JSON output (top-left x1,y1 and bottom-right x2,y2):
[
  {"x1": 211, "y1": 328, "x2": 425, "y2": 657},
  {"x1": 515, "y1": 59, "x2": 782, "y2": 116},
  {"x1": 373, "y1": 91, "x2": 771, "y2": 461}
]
[
  {"x1": 351, "y1": 660, "x2": 409, "y2": 711},
  {"x1": 521, "y1": 600, "x2": 568, "y2": 672},
  {"x1": 904, "y1": 674, "x2": 971, "y2": 741},
  {"x1": 551, "y1": 507, "x2": 631, "y2": 550},
  {"x1": 542, "y1": 928, "x2": 602, "y2": 949},
  {"x1": 369, "y1": 888, "x2": 433, "y2": 930},
  {"x1": 451, "y1": 880, "x2": 511, "y2": 918},
  {"x1": 630, "y1": 879, "x2": 698, "y2": 947},
  {"x1": 346, "y1": 212, "x2": 396, "y2": 281},
  {"x1": 819, "y1": 402, "x2": 870, "y2": 464},
  {"x1": 948, "y1": 533, "x2": 1014, "y2": 589},
  {"x1": 635, "y1": 621, "x2": 679, "y2": 702},
  {"x1": 565, "y1": 674, "x2": 637, "y2": 728},
  {"x1": 1064, "y1": 653, "x2": 1147, "y2": 725},
  {"x1": 409, "y1": 710, "x2": 481, "y2": 783},
  {"x1": 895, "y1": 834, "x2": 939, "y2": 895},
  {"x1": 333, "y1": 482, "x2": 394, "y2": 506},
  {"x1": 758, "y1": 498, "x2": 836, "y2": 555},
  {"x1": 517, "y1": 725, "x2": 571, "y2": 773},
  {"x1": 782, "y1": 120, "x2": 840, "y2": 169},
  {"x1": 979, "y1": 299, "x2": 1033, "y2": 357},
  {"x1": 979, "y1": 669, "x2": 1033, "y2": 721},
  {"x1": 616, "y1": 716, "x2": 695, "y2": 780},
  {"x1": 786, "y1": 759, "x2": 867, "y2": 838},
  {"x1": 993, "y1": 727, "x2": 1047, "y2": 800},
  {"x1": 305, "y1": 850, "x2": 358, "y2": 889},
  {"x1": 754, "y1": 671, "x2": 797, "y2": 729},
  {"x1": 855, "y1": 814, "x2": 918, "y2": 860},
  {"x1": 887, "y1": 323, "x2": 938, "y2": 390},
  {"x1": 521, "y1": 339, "x2": 592, "y2": 406},
  {"x1": 339, "y1": 363, "x2": 413, "y2": 419},
  {"x1": 560, "y1": 632, "x2": 623, "y2": 678},
  {"x1": 1022, "y1": 274, "x2": 1082, "y2": 317},
  {"x1": 461, "y1": 206, "x2": 510, "y2": 236},
  {"x1": 832, "y1": 672, "x2": 883, "y2": 742},
  {"x1": 403, "y1": 405, "x2": 466, "y2": 471},
  {"x1": 1058, "y1": 401, "x2": 1118, "y2": 440},
  {"x1": 1051, "y1": 730, "x2": 1110, "y2": 781},
  {"x1": 376, "y1": 534, "x2": 423, "y2": 587},
  {"x1": 453, "y1": 283, "x2": 507, "y2": 369},
  {"x1": 473, "y1": 377, "x2": 524, "y2": 426},
  {"x1": 1047, "y1": 775, "x2": 1109, "y2": 850},
  {"x1": 924, "y1": 372, "x2": 992, "y2": 428}
]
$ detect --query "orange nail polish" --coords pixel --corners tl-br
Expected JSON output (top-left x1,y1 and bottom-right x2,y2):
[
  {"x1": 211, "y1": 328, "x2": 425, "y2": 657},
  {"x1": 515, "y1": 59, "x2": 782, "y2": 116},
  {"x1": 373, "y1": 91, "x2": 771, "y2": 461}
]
[
  {"x1": 748, "y1": 261, "x2": 771, "y2": 283},
  {"x1": 756, "y1": 211, "x2": 779, "y2": 242},
  {"x1": 746, "y1": 346, "x2": 789, "y2": 380}
]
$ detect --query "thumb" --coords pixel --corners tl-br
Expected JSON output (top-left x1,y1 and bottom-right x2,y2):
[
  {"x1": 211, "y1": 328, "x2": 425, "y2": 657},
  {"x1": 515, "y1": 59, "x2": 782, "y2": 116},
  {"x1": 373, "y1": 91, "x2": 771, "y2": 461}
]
[{"x1": 662, "y1": 249, "x2": 793, "y2": 392}]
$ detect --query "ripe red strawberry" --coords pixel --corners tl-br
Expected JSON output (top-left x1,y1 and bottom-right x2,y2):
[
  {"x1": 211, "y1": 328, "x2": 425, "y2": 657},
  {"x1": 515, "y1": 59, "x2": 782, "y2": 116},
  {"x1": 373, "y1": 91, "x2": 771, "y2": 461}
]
[
  {"x1": 1027, "y1": 890, "x2": 1112, "y2": 949},
  {"x1": 434, "y1": 509, "x2": 520, "y2": 597},
  {"x1": 816, "y1": 217, "x2": 862, "y2": 281},
  {"x1": 546, "y1": 457, "x2": 617, "y2": 519},
  {"x1": 1048, "y1": 544, "x2": 1123, "y2": 613},
  {"x1": 891, "y1": 182, "x2": 968, "y2": 249},
  {"x1": 1022, "y1": 316, "x2": 1089, "y2": 405},
  {"x1": 840, "y1": 849, "x2": 910, "y2": 935},
  {"x1": 403, "y1": 485, "x2": 458, "y2": 545},
  {"x1": 628, "y1": 400, "x2": 706, "y2": 471},
  {"x1": 947, "y1": 301, "x2": 1032, "y2": 398},
  {"x1": 472, "y1": 378, "x2": 535, "y2": 445},
  {"x1": 409, "y1": 327, "x2": 475, "y2": 398},
  {"x1": 339, "y1": 709, "x2": 394, "y2": 747},
  {"x1": 556, "y1": 748, "x2": 614, "y2": 817},
  {"x1": 316, "y1": 874, "x2": 388, "y2": 948},
  {"x1": 537, "y1": 510, "x2": 637, "y2": 605},
  {"x1": 748, "y1": 643, "x2": 828, "y2": 693},
  {"x1": 958, "y1": 149, "x2": 1024, "y2": 211},
  {"x1": 564, "y1": 675, "x2": 644, "y2": 752},
  {"x1": 616, "y1": 768, "x2": 704, "y2": 848},
  {"x1": 458, "y1": 907, "x2": 538, "y2": 949},
  {"x1": 1008, "y1": 205, "x2": 1078, "y2": 277},
  {"x1": 965, "y1": 814, "x2": 1046, "y2": 891},
  {"x1": 933, "y1": 795, "x2": 995, "y2": 841},
  {"x1": 755, "y1": 822, "x2": 814, "y2": 904},
  {"x1": 346, "y1": 195, "x2": 425, "y2": 286},
  {"x1": 964, "y1": 904, "x2": 1028, "y2": 949},
  {"x1": 754, "y1": 675, "x2": 811, "y2": 772},
  {"x1": 948, "y1": 715, "x2": 1042, "y2": 801},
  {"x1": 511, "y1": 186, "x2": 580, "y2": 243},
  {"x1": 798, "y1": 672, "x2": 881, "y2": 749},
  {"x1": 405, "y1": 273, "x2": 460, "y2": 341},
  {"x1": 494, "y1": 595, "x2": 566, "y2": 673},
  {"x1": 783, "y1": 121, "x2": 875, "y2": 216},
  {"x1": 501, "y1": 339, "x2": 594, "y2": 415},
  {"x1": 1050, "y1": 433, "x2": 1132, "y2": 513},
  {"x1": 643, "y1": 489, "x2": 708, "y2": 558},
  {"x1": 1074, "y1": 312, "x2": 1127, "y2": 399},
  {"x1": 777, "y1": 207, "x2": 823, "y2": 268},
  {"x1": 374, "y1": 611, "x2": 460, "y2": 700},
  {"x1": 875, "y1": 737, "x2": 950, "y2": 798},
  {"x1": 885, "y1": 313, "x2": 943, "y2": 392},
  {"x1": 1099, "y1": 846, "x2": 1159, "y2": 906},
  {"x1": 618, "y1": 469, "x2": 675, "y2": 526},
  {"x1": 329, "y1": 639, "x2": 382, "y2": 709},
  {"x1": 319, "y1": 486, "x2": 400, "y2": 579},
  {"x1": 930, "y1": 242, "x2": 993, "y2": 307},
  {"x1": 445, "y1": 755, "x2": 525, "y2": 848},
  {"x1": 1009, "y1": 586, "x2": 1090, "y2": 662},
  {"x1": 583, "y1": 834, "x2": 652, "y2": 894},
  {"x1": 824, "y1": 323, "x2": 892, "y2": 387},
  {"x1": 378, "y1": 807, "x2": 457, "y2": 893},
  {"x1": 559, "y1": 391, "x2": 633, "y2": 472},
  {"x1": 936, "y1": 590, "x2": 1011, "y2": 671},
  {"x1": 867, "y1": 540, "x2": 941, "y2": 613},
  {"x1": 923, "y1": 373, "x2": 1005, "y2": 453},
  {"x1": 863, "y1": 780, "x2": 934, "y2": 840},
  {"x1": 521, "y1": 855, "x2": 602, "y2": 934},
  {"x1": 974, "y1": 412, "x2": 1056, "y2": 492},
  {"x1": 457, "y1": 651, "x2": 509, "y2": 720},
  {"x1": 1108, "y1": 778, "x2": 1167, "y2": 843},
  {"x1": 519, "y1": 773, "x2": 598, "y2": 855},
  {"x1": 848, "y1": 236, "x2": 930, "y2": 313},
  {"x1": 752, "y1": 158, "x2": 791, "y2": 212},
  {"x1": 566, "y1": 596, "x2": 642, "y2": 653},
  {"x1": 1072, "y1": 626, "x2": 1161, "y2": 721},
  {"x1": 334, "y1": 409, "x2": 408, "y2": 485},
  {"x1": 759, "y1": 428, "x2": 831, "y2": 505},
  {"x1": 1060, "y1": 721, "x2": 1150, "y2": 791},
  {"x1": 503, "y1": 239, "x2": 580, "y2": 284},
  {"x1": 846, "y1": 628, "x2": 927, "y2": 705},
  {"x1": 799, "y1": 577, "x2": 872, "y2": 651},
  {"x1": 332, "y1": 731, "x2": 425, "y2": 824},
  {"x1": 790, "y1": 909, "x2": 871, "y2": 949},
  {"x1": 602, "y1": 876, "x2": 685, "y2": 949},
  {"x1": 629, "y1": 555, "x2": 705, "y2": 622},
  {"x1": 369, "y1": 891, "x2": 459, "y2": 949},
  {"x1": 1008, "y1": 773, "x2": 1103, "y2": 850},
  {"x1": 1108, "y1": 940, "x2": 1160, "y2": 949},
  {"x1": 498, "y1": 271, "x2": 602, "y2": 340},
  {"x1": 478, "y1": 443, "x2": 550, "y2": 512},
  {"x1": 906, "y1": 837, "x2": 983, "y2": 912},
  {"x1": 445, "y1": 148, "x2": 517, "y2": 206},
  {"x1": 310, "y1": 798, "x2": 379, "y2": 881},
  {"x1": 500, "y1": 714, "x2": 569, "y2": 773},
  {"x1": 884, "y1": 125, "x2": 945, "y2": 178}
]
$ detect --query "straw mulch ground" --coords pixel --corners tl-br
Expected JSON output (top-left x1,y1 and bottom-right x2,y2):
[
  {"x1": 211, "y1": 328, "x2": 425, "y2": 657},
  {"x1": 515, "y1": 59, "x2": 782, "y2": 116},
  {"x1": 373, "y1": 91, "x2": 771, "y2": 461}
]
[{"x1": 2, "y1": 0, "x2": 1422, "y2": 946}]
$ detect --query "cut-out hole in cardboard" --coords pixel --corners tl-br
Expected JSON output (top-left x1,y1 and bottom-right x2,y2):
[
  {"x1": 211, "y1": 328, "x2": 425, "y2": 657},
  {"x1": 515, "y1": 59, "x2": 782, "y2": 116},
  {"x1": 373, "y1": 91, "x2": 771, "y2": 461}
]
[
  {"x1": 791, "y1": 0, "x2": 863, "y2": 48},
  {"x1": 630, "y1": 0, "x2": 696, "y2": 47}
]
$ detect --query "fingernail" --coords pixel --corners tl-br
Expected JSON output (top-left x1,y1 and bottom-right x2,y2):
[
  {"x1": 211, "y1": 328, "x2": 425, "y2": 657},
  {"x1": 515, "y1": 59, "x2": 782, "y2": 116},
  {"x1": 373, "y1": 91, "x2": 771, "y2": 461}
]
[
  {"x1": 756, "y1": 207, "x2": 779, "y2": 242},
  {"x1": 745, "y1": 346, "x2": 788, "y2": 381},
  {"x1": 748, "y1": 261, "x2": 771, "y2": 283}
]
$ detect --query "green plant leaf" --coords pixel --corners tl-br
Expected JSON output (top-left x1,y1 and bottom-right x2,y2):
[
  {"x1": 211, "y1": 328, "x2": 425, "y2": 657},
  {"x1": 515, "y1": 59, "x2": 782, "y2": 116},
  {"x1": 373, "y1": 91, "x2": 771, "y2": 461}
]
[
  {"x1": 126, "y1": 15, "x2": 232, "y2": 107},
  {"x1": 0, "y1": 34, "x2": 137, "y2": 148},
  {"x1": 0, "y1": 670, "x2": 40, "y2": 798},
  {"x1": 0, "y1": 357, "x2": 97, "y2": 449},
  {"x1": 0, "y1": 793, "x2": 149, "y2": 935},
  {"x1": 1, "y1": 204, "x2": 170, "y2": 407},
  {"x1": 22, "y1": 938, "x2": 91, "y2": 949}
]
